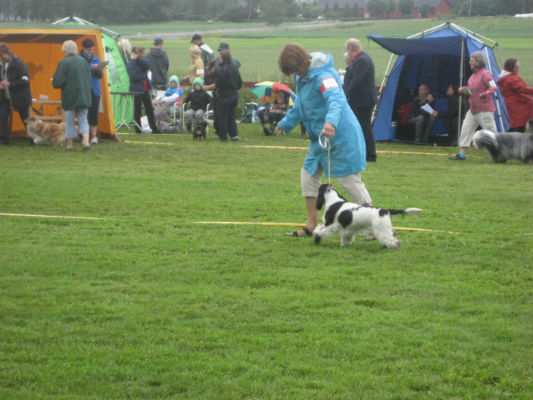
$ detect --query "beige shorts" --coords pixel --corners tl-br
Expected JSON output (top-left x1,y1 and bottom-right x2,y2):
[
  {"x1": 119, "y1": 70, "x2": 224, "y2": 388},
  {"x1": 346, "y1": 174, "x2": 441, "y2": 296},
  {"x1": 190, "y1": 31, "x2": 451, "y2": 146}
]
[
  {"x1": 300, "y1": 166, "x2": 372, "y2": 205},
  {"x1": 459, "y1": 110, "x2": 498, "y2": 148}
]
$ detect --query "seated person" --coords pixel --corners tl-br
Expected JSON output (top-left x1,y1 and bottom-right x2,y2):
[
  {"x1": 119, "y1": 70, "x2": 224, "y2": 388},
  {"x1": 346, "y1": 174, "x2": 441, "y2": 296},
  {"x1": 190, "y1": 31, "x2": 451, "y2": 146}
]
[
  {"x1": 257, "y1": 90, "x2": 290, "y2": 136},
  {"x1": 408, "y1": 84, "x2": 436, "y2": 143},
  {"x1": 183, "y1": 77, "x2": 211, "y2": 133},
  {"x1": 154, "y1": 75, "x2": 183, "y2": 105},
  {"x1": 432, "y1": 83, "x2": 461, "y2": 146}
]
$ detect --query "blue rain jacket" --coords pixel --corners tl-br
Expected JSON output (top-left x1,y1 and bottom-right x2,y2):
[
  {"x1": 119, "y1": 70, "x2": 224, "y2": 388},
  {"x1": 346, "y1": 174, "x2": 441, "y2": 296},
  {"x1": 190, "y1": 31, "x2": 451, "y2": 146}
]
[{"x1": 278, "y1": 52, "x2": 366, "y2": 177}]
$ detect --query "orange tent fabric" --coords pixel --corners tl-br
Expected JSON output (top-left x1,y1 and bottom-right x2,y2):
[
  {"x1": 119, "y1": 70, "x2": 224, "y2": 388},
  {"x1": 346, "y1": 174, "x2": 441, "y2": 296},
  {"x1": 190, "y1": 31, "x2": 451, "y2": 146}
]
[{"x1": 0, "y1": 28, "x2": 116, "y2": 135}]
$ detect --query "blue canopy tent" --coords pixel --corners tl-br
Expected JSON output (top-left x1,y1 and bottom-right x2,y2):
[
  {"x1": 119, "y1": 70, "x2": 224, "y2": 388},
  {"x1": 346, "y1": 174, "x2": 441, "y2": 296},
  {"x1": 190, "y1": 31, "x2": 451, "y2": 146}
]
[{"x1": 370, "y1": 22, "x2": 509, "y2": 143}]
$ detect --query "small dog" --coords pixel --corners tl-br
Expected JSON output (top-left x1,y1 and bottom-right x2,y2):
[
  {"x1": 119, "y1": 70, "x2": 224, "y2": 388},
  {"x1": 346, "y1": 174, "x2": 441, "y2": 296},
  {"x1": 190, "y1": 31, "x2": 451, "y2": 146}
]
[
  {"x1": 314, "y1": 184, "x2": 422, "y2": 249},
  {"x1": 26, "y1": 116, "x2": 65, "y2": 147},
  {"x1": 473, "y1": 129, "x2": 533, "y2": 163},
  {"x1": 193, "y1": 122, "x2": 206, "y2": 140}
]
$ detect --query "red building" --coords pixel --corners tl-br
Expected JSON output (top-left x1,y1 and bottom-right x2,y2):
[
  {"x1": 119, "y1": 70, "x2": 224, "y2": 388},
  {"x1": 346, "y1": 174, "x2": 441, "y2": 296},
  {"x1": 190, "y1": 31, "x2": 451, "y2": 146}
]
[
  {"x1": 411, "y1": 0, "x2": 452, "y2": 18},
  {"x1": 315, "y1": 0, "x2": 452, "y2": 19}
]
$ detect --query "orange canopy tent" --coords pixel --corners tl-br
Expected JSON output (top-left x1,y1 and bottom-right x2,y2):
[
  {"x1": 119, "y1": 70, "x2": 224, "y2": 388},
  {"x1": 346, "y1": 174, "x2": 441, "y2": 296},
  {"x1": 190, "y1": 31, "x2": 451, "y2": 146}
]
[{"x1": 0, "y1": 28, "x2": 116, "y2": 136}]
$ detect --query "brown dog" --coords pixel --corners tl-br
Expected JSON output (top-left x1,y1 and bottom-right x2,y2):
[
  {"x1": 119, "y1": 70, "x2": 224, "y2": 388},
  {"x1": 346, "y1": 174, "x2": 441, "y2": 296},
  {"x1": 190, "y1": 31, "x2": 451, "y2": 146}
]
[{"x1": 26, "y1": 116, "x2": 66, "y2": 147}]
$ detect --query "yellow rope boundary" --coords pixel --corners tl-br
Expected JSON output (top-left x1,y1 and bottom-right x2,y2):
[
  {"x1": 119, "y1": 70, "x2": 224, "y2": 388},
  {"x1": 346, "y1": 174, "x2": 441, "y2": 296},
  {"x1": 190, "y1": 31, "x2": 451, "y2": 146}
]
[
  {"x1": 242, "y1": 145, "x2": 453, "y2": 157},
  {"x1": 0, "y1": 212, "x2": 104, "y2": 220},
  {"x1": 193, "y1": 221, "x2": 456, "y2": 234}
]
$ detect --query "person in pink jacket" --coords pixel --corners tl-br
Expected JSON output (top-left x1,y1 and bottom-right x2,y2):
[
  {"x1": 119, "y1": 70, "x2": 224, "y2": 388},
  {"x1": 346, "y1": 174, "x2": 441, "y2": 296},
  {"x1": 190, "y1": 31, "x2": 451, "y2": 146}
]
[
  {"x1": 497, "y1": 58, "x2": 533, "y2": 133},
  {"x1": 450, "y1": 51, "x2": 498, "y2": 161}
]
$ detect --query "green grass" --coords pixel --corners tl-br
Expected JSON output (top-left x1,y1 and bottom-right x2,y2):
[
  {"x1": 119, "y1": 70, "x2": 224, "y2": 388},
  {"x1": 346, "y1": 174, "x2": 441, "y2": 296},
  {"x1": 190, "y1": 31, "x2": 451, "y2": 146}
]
[
  {"x1": 3, "y1": 17, "x2": 532, "y2": 83},
  {"x1": 124, "y1": 16, "x2": 533, "y2": 84},
  {"x1": 1, "y1": 126, "x2": 532, "y2": 399}
]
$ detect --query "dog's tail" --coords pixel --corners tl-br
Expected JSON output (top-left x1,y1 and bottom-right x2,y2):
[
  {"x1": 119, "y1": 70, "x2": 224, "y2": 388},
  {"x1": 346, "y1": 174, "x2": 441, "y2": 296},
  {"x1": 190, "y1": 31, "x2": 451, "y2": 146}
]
[{"x1": 380, "y1": 208, "x2": 422, "y2": 216}]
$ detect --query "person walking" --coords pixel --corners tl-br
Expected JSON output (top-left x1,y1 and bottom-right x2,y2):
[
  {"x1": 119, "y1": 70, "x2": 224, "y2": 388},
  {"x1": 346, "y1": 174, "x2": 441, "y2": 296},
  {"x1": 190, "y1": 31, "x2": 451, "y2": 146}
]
[
  {"x1": 80, "y1": 38, "x2": 104, "y2": 145},
  {"x1": 146, "y1": 38, "x2": 169, "y2": 91},
  {"x1": 0, "y1": 42, "x2": 32, "y2": 145},
  {"x1": 52, "y1": 40, "x2": 92, "y2": 151},
  {"x1": 276, "y1": 43, "x2": 372, "y2": 238},
  {"x1": 450, "y1": 51, "x2": 498, "y2": 161},
  {"x1": 497, "y1": 58, "x2": 533, "y2": 133},
  {"x1": 213, "y1": 43, "x2": 242, "y2": 142},
  {"x1": 127, "y1": 46, "x2": 159, "y2": 134},
  {"x1": 343, "y1": 38, "x2": 378, "y2": 162}
]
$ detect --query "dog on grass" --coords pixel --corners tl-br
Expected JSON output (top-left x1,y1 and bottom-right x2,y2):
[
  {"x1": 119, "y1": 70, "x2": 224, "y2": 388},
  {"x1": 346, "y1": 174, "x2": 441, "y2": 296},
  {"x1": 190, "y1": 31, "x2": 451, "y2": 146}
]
[
  {"x1": 313, "y1": 184, "x2": 422, "y2": 249},
  {"x1": 473, "y1": 129, "x2": 533, "y2": 164},
  {"x1": 26, "y1": 116, "x2": 65, "y2": 147},
  {"x1": 192, "y1": 122, "x2": 206, "y2": 140}
]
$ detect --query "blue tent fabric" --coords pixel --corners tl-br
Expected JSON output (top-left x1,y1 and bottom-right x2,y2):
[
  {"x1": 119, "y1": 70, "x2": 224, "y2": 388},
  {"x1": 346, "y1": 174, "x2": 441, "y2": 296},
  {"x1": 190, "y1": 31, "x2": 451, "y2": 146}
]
[
  {"x1": 368, "y1": 35, "x2": 463, "y2": 56},
  {"x1": 371, "y1": 25, "x2": 509, "y2": 142}
]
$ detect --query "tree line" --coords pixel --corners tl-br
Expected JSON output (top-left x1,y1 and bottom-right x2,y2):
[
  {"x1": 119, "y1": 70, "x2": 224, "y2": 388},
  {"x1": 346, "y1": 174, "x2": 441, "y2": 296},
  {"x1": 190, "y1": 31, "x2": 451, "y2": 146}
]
[{"x1": 0, "y1": 0, "x2": 530, "y2": 24}]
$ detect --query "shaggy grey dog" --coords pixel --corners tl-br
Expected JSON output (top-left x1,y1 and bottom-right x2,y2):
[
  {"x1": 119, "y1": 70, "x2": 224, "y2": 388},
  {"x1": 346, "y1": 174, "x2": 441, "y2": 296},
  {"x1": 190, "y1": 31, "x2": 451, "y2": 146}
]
[{"x1": 473, "y1": 129, "x2": 533, "y2": 163}]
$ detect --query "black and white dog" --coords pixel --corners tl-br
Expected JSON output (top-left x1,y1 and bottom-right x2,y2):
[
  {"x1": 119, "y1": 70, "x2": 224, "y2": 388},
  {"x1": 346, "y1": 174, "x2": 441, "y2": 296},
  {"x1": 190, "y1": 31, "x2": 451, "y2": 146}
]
[
  {"x1": 473, "y1": 129, "x2": 533, "y2": 163},
  {"x1": 314, "y1": 184, "x2": 422, "y2": 249}
]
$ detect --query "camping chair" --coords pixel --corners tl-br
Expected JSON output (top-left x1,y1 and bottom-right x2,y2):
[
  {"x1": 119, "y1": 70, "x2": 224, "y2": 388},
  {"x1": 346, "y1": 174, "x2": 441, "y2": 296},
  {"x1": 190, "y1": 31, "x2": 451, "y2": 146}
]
[{"x1": 181, "y1": 102, "x2": 213, "y2": 135}]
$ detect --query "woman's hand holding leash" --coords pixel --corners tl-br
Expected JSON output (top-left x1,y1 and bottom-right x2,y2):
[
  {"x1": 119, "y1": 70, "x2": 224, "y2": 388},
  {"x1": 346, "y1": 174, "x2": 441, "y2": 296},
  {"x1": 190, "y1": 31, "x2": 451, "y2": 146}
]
[
  {"x1": 318, "y1": 123, "x2": 335, "y2": 185},
  {"x1": 320, "y1": 122, "x2": 336, "y2": 140}
]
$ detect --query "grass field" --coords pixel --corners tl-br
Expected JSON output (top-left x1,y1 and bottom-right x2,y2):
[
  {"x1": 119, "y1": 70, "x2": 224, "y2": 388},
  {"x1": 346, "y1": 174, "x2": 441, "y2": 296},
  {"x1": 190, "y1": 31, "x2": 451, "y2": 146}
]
[
  {"x1": 6, "y1": 16, "x2": 530, "y2": 84},
  {"x1": 113, "y1": 16, "x2": 533, "y2": 85},
  {"x1": 1, "y1": 124, "x2": 532, "y2": 398}
]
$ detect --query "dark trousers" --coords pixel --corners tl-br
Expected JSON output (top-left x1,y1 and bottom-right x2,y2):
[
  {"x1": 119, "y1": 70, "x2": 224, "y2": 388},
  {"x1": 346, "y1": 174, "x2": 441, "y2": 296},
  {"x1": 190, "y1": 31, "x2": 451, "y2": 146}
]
[
  {"x1": 134, "y1": 91, "x2": 158, "y2": 133},
  {"x1": 0, "y1": 97, "x2": 29, "y2": 144},
  {"x1": 216, "y1": 92, "x2": 238, "y2": 141},
  {"x1": 443, "y1": 117, "x2": 459, "y2": 146},
  {"x1": 88, "y1": 94, "x2": 100, "y2": 127},
  {"x1": 352, "y1": 105, "x2": 377, "y2": 161}
]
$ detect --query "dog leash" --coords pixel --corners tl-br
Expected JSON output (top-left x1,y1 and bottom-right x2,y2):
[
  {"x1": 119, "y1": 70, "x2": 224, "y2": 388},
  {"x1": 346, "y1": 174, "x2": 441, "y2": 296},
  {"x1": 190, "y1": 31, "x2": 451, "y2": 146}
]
[{"x1": 318, "y1": 133, "x2": 331, "y2": 185}]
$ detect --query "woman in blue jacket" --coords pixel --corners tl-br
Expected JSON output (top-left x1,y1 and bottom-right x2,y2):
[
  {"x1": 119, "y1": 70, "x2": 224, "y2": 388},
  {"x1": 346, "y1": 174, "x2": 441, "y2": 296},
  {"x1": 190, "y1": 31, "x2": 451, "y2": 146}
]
[
  {"x1": 127, "y1": 46, "x2": 159, "y2": 133},
  {"x1": 277, "y1": 43, "x2": 372, "y2": 237}
]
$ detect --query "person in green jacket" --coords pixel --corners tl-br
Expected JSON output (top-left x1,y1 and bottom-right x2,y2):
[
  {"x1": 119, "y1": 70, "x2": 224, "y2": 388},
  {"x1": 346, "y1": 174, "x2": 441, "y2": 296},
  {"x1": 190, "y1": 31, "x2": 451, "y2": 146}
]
[{"x1": 53, "y1": 40, "x2": 92, "y2": 151}]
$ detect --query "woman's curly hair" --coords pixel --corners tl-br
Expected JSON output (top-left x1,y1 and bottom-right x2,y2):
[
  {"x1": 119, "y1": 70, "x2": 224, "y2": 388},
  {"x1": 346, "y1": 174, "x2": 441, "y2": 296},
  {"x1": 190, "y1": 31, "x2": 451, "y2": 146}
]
[{"x1": 278, "y1": 43, "x2": 311, "y2": 77}]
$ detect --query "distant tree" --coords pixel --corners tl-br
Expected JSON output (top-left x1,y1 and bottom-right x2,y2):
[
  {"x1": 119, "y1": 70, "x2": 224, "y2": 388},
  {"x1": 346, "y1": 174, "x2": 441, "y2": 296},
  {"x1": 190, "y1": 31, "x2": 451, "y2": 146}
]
[
  {"x1": 220, "y1": 3, "x2": 248, "y2": 22},
  {"x1": 419, "y1": 2, "x2": 430, "y2": 17},
  {"x1": 344, "y1": 2, "x2": 354, "y2": 18},
  {"x1": 398, "y1": 0, "x2": 415, "y2": 16},
  {"x1": 285, "y1": 0, "x2": 300, "y2": 18},
  {"x1": 301, "y1": 2, "x2": 321, "y2": 18},
  {"x1": 367, "y1": 0, "x2": 387, "y2": 18},
  {"x1": 385, "y1": 0, "x2": 397, "y2": 17},
  {"x1": 263, "y1": 0, "x2": 287, "y2": 25},
  {"x1": 13, "y1": 0, "x2": 30, "y2": 21}
]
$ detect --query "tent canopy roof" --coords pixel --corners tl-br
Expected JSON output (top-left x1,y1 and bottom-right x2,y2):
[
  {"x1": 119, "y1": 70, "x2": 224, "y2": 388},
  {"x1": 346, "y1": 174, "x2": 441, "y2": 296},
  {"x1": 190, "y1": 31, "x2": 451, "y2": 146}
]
[
  {"x1": 0, "y1": 28, "x2": 100, "y2": 44},
  {"x1": 368, "y1": 35, "x2": 463, "y2": 56}
]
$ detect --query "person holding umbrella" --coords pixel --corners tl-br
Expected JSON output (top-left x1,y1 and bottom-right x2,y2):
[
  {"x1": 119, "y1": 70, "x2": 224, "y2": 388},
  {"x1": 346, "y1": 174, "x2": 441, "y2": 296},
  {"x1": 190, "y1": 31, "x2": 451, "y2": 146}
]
[
  {"x1": 252, "y1": 81, "x2": 296, "y2": 136},
  {"x1": 257, "y1": 89, "x2": 290, "y2": 136}
]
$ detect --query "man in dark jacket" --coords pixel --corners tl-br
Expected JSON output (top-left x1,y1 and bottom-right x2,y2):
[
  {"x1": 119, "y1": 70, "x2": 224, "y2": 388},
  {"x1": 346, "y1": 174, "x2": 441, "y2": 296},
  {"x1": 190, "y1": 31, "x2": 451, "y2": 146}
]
[
  {"x1": 146, "y1": 38, "x2": 169, "y2": 91},
  {"x1": 0, "y1": 43, "x2": 32, "y2": 145},
  {"x1": 343, "y1": 38, "x2": 378, "y2": 162}
]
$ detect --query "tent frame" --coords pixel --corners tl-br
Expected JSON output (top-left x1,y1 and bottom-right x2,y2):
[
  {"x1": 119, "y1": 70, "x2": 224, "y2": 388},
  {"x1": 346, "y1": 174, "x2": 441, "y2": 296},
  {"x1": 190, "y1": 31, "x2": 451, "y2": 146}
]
[{"x1": 371, "y1": 22, "x2": 506, "y2": 143}]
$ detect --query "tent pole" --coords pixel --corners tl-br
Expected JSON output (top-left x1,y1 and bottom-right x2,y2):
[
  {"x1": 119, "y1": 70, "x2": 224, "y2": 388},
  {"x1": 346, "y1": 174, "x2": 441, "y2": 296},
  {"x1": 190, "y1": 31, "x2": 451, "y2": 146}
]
[
  {"x1": 482, "y1": 47, "x2": 505, "y2": 132},
  {"x1": 372, "y1": 53, "x2": 395, "y2": 123},
  {"x1": 407, "y1": 22, "x2": 447, "y2": 39},
  {"x1": 457, "y1": 38, "x2": 465, "y2": 152}
]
